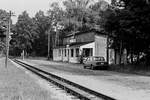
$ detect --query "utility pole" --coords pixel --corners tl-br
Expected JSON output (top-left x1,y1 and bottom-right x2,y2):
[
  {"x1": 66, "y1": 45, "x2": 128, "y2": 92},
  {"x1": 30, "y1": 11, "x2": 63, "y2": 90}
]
[{"x1": 5, "y1": 11, "x2": 14, "y2": 68}]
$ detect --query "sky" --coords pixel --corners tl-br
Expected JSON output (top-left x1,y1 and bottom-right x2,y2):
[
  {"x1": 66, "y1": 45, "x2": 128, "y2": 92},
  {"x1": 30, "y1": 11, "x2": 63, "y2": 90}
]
[
  {"x1": 0, "y1": 0, "x2": 111, "y2": 24},
  {"x1": 0, "y1": 0, "x2": 63, "y2": 23}
]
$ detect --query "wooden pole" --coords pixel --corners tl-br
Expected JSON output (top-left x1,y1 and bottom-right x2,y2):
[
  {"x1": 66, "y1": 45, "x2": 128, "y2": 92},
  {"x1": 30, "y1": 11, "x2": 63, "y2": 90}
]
[
  {"x1": 5, "y1": 11, "x2": 14, "y2": 68},
  {"x1": 5, "y1": 11, "x2": 11, "y2": 68}
]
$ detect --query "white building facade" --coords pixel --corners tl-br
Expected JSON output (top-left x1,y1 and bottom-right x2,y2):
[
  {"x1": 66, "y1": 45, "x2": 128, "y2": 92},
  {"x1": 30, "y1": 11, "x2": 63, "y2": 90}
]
[{"x1": 53, "y1": 30, "x2": 116, "y2": 64}]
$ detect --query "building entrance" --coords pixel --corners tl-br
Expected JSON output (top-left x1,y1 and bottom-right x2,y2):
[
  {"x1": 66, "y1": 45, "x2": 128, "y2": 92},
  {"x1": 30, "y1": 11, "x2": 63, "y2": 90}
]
[{"x1": 83, "y1": 48, "x2": 93, "y2": 57}]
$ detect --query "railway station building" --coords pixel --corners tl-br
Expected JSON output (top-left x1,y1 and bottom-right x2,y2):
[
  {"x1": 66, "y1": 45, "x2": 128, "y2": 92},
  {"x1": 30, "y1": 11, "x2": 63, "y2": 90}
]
[{"x1": 53, "y1": 29, "x2": 117, "y2": 64}]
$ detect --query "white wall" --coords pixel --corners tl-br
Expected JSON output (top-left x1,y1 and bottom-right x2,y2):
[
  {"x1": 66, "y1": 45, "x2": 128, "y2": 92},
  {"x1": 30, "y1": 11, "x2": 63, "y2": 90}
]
[
  {"x1": 62, "y1": 48, "x2": 69, "y2": 62},
  {"x1": 80, "y1": 42, "x2": 95, "y2": 56},
  {"x1": 67, "y1": 42, "x2": 95, "y2": 63},
  {"x1": 53, "y1": 35, "x2": 108, "y2": 63},
  {"x1": 95, "y1": 35, "x2": 107, "y2": 61},
  {"x1": 69, "y1": 48, "x2": 79, "y2": 63},
  {"x1": 53, "y1": 48, "x2": 62, "y2": 61},
  {"x1": 69, "y1": 57, "x2": 79, "y2": 63}
]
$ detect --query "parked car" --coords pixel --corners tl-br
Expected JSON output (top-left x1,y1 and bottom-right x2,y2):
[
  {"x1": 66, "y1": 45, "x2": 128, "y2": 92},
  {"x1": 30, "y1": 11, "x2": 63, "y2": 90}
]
[{"x1": 83, "y1": 56, "x2": 108, "y2": 70}]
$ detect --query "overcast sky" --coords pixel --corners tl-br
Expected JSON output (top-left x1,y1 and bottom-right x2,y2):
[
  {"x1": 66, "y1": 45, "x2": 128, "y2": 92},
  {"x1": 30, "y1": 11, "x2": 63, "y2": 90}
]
[
  {"x1": 0, "y1": 0, "x2": 63, "y2": 23},
  {"x1": 0, "y1": 0, "x2": 111, "y2": 24}
]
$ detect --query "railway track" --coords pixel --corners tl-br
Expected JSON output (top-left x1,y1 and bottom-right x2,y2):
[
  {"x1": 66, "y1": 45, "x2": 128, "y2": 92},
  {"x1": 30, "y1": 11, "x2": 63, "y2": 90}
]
[{"x1": 13, "y1": 59, "x2": 116, "y2": 100}]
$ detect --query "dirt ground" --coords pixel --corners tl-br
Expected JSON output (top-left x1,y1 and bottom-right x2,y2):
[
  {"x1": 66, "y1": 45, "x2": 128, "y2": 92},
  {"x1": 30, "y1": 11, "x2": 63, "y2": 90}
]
[
  {"x1": 25, "y1": 59, "x2": 150, "y2": 90},
  {"x1": 23, "y1": 58, "x2": 150, "y2": 100}
]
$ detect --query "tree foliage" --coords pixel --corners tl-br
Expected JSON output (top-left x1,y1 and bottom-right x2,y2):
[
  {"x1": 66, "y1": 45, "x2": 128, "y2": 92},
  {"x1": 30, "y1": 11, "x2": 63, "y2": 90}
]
[
  {"x1": 62, "y1": 0, "x2": 93, "y2": 32},
  {"x1": 13, "y1": 11, "x2": 37, "y2": 55},
  {"x1": 0, "y1": 9, "x2": 9, "y2": 27},
  {"x1": 32, "y1": 11, "x2": 51, "y2": 56},
  {"x1": 104, "y1": 0, "x2": 150, "y2": 64},
  {"x1": 0, "y1": 10, "x2": 9, "y2": 55},
  {"x1": 10, "y1": 0, "x2": 110, "y2": 57}
]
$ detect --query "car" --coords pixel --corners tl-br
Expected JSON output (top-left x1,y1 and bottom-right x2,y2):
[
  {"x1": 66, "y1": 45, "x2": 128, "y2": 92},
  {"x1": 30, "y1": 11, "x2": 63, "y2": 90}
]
[{"x1": 83, "y1": 56, "x2": 108, "y2": 70}]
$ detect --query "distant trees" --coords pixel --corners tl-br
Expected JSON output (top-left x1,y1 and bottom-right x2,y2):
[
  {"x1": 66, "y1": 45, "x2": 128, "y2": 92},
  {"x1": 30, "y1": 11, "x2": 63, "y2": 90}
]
[
  {"x1": 104, "y1": 0, "x2": 150, "y2": 65},
  {"x1": 0, "y1": 10, "x2": 9, "y2": 55},
  {"x1": 62, "y1": 0, "x2": 92, "y2": 32},
  {"x1": 0, "y1": 9, "x2": 9, "y2": 27},
  {"x1": 10, "y1": 0, "x2": 150, "y2": 66},
  {"x1": 10, "y1": 0, "x2": 111, "y2": 57},
  {"x1": 89, "y1": 0, "x2": 109, "y2": 30},
  {"x1": 0, "y1": 9, "x2": 9, "y2": 38},
  {"x1": 12, "y1": 11, "x2": 36, "y2": 56},
  {"x1": 32, "y1": 11, "x2": 50, "y2": 56},
  {"x1": 11, "y1": 11, "x2": 50, "y2": 56},
  {"x1": 47, "y1": 2, "x2": 65, "y2": 48},
  {"x1": 11, "y1": 2, "x2": 65, "y2": 57}
]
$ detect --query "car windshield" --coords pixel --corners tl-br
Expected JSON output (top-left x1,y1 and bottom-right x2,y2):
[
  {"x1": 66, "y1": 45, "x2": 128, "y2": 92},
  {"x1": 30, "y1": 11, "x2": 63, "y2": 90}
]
[{"x1": 93, "y1": 57, "x2": 105, "y2": 61}]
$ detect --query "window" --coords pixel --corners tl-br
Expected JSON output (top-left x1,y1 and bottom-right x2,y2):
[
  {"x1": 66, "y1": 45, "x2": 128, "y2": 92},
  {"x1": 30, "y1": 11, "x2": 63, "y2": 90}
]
[
  {"x1": 83, "y1": 48, "x2": 93, "y2": 57},
  {"x1": 71, "y1": 49, "x2": 74, "y2": 57},
  {"x1": 76, "y1": 48, "x2": 79, "y2": 57},
  {"x1": 64, "y1": 49, "x2": 66, "y2": 57}
]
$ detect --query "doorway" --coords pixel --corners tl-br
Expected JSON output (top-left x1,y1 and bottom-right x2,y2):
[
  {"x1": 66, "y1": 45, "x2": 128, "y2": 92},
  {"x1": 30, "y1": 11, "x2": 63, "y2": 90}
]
[{"x1": 83, "y1": 48, "x2": 93, "y2": 57}]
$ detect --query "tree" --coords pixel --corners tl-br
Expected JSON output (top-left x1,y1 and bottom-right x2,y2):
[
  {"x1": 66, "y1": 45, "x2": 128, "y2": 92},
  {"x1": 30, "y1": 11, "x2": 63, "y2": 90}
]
[
  {"x1": 0, "y1": 9, "x2": 9, "y2": 27},
  {"x1": 0, "y1": 9, "x2": 9, "y2": 55},
  {"x1": 14, "y1": 11, "x2": 37, "y2": 56},
  {"x1": 62, "y1": 0, "x2": 93, "y2": 32},
  {"x1": 47, "y1": 2, "x2": 65, "y2": 48},
  {"x1": 104, "y1": 0, "x2": 150, "y2": 65},
  {"x1": 0, "y1": 9, "x2": 9, "y2": 39},
  {"x1": 89, "y1": 0, "x2": 109, "y2": 30},
  {"x1": 32, "y1": 11, "x2": 51, "y2": 56}
]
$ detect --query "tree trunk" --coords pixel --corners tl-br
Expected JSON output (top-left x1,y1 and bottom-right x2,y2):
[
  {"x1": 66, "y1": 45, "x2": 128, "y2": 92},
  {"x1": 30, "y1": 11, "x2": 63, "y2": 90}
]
[
  {"x1": 137, "y1": 52, "x2": 140, "y2": 64},
  {"x1": 119, "y1": 41, "x2": 122, "y2": 65},
  {"x1": 131, "y1": 49, "x2": 134, "y2": 64}
]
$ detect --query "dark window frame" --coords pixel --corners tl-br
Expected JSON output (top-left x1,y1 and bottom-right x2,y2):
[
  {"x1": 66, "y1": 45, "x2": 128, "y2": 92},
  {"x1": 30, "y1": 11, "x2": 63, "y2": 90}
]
[
  {"x1": 71, "y1": 49, "x2": 74, "y2": 57},
  {"x1": 64, "y1": 49, "x2": 66, "y2": 57}
]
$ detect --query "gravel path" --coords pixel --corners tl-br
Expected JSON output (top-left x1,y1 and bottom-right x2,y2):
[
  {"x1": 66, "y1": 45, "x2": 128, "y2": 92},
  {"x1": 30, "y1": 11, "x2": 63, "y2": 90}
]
[
  {"x1": 24, "y1": 59, "x2": 150, "y2": 90},
  {"x1": 23, "y1": 59, "x2": 150, "y2": 100}
]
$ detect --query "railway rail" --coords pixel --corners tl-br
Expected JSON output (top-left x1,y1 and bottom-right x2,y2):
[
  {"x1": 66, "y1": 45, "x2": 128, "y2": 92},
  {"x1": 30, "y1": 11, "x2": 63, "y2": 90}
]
[{"x1": 13, "y1": 59, "x2": 116, "y2": 100}]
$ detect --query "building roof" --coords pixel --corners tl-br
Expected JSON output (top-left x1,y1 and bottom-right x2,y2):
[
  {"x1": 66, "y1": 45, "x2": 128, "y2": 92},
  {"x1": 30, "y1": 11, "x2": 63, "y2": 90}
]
[
  {"x1": 64, "y1": 29, "x2": 106, "y2": 38},
  {"x1": 53, "y1": 41, "x2": 94, "y2": 49},
  {"x1": 68, "y1": 41, "x2": 94, "y2": 48},
  {"x1": 53, "y1": 45, "x2": 66, "y2": 49}
]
